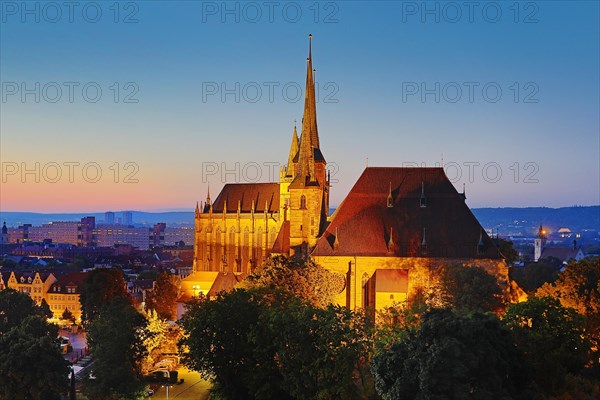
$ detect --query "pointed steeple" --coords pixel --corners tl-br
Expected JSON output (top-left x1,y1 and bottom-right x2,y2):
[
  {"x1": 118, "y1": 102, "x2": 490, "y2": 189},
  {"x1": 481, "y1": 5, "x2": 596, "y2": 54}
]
[
  {"x1": 195, "y1": 201, "x2": 200, "y2": 217},
  {"x1": 286, "y1": 123, "x2": 300, "y2": 177},
  {"x1": 206, "y1": 184, "x2": 211, "y2": 205},
  {"x1": 293, "y1": 34, "x2": 320, "y2": 186},
  {"x1": 387, "y1": 227, "x2": 395, "y2": 252},
  {"x1": 387, "y1": 182, "x2": 393, "y2": 207}
]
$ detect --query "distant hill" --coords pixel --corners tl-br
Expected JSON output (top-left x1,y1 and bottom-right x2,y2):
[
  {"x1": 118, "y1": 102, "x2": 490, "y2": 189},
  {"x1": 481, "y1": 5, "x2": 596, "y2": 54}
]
[
  {"x1": 0, "y1": 206, "x2": 598, "y2": 235},
  {"x1": 471, "y1": 206, "x2": 599, "y2": 237},
  {"x1": 0, "y1": 211, "x2": 195, "y2": 227}
]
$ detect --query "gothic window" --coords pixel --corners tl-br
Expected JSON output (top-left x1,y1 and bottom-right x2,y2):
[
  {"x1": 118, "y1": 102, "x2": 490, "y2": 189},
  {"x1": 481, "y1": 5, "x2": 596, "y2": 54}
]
[
  {"x1": 215, "y1": 227, "x2": 222, "y2": 268},
  {"x1": 228, "y1": 227, "x2": 236, "y2": 270},
  {"x1": 256, "y1": 227, "x2": 263, "y2": 262},
  {"x1": 300, "y1": 195, "x2": 307, "y2": 209}
]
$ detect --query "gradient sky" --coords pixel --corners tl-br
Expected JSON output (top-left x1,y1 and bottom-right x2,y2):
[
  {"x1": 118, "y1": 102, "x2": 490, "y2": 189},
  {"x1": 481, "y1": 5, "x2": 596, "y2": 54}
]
[{"x1": 1, "y1": 0, "x2": 599, "y2": 212}]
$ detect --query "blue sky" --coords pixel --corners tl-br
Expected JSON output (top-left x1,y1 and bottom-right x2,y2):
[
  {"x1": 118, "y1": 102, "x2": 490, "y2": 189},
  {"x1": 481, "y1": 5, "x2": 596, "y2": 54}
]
[{"x1": 1, "y1": 0, "x2": 599, "y2": 212}]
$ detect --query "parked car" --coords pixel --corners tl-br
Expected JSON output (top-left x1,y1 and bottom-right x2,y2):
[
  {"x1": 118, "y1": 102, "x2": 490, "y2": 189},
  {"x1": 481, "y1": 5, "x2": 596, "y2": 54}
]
[
  {"x1": 59, "y1": 336, "x2": 72, "y2": 354},
  {"x1": 154, "y1": 359, "x2": 176, "y2": 370},
  {"x1": 145, "y1": 370, "x2": 169, "y2": 383}
]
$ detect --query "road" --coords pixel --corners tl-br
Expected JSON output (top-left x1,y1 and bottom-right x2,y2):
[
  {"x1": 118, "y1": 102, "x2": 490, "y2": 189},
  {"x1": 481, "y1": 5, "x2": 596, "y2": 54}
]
[
  {"x1": 151, "y1": 368, "x2": 211, "y2": 400},
  {"x1": 61, "y1": 327, "x2": 88, "y2": 363}
]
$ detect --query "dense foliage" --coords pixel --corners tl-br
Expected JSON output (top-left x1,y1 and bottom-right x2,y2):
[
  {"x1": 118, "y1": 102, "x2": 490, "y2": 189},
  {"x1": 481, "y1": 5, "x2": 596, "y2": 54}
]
[
  {"x1": 145, "y1": 272, "x2": 180, "y2": 320},
  {"x1": 80, "y1": 268, "x2": 130, "y2": 322},
  {"x1": 179, "y1": 287, "x2": 370, "y2": 400},
  {"x1": 0, "y1": 289, "x2": 69, "y2": 400},
  {"x1": 430, "y1": 264, "x2": 506, "y2": 313},
  {"x1": 239, "y1": 255, "x2": 345, "y2": 307},
  {"x1": 537, "y1": 257, "x2": 600, "y2": 347},
  {"x1": 84, "y1": 297, "x2": 148, "y2": 400},
  {"x1": 503, "y1": 296, "x2": 591, "y2": 395},
  {"x1": 371, "y1": 309, "x2": 533, "y2": 400}
]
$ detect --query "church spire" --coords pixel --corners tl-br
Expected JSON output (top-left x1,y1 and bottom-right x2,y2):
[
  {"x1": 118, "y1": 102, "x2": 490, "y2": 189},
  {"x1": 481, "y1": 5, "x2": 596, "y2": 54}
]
[
  {"x1": 286, "y1": 123, "x2": 299, "y2": 177},
  {"x1": 294, "y1": 34, "x2": 320, "y2": 186}
]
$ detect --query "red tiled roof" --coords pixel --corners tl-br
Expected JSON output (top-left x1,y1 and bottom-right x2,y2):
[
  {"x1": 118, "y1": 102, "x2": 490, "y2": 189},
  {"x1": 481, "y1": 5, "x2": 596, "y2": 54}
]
[
  {"x1": 49, "y1": 272, "x2": 87, "y2": 294},
  {"x1": 540, "y1": 247, "x2": 581, "y2": 262},
  {"x1": 312, "y1": 167, "x2": 501, "y2": 259},
  {"x1": 208, "y1": 183, "x2": 280, "y2": 213}
]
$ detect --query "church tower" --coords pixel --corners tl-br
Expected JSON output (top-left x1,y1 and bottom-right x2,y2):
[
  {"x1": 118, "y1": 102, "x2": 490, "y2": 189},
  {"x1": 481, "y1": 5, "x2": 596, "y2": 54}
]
[
  {"x1": 287, "y1": 34, "x2": 330, "y2": 256},
  {"x1": 534, "y1": 225, "x2": 546, "y2": 262}
]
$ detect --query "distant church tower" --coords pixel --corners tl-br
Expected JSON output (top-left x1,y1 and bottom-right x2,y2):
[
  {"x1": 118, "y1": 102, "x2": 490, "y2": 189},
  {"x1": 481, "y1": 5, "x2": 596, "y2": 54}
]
[
  {"x1": 534, "y1": 225, "x2": 546, "y2": 262},
  {"x1": 286, "y1": 34, "x2": 330, "y2": 256},
  {"x1": 0, "y1": 222, "x2": 8, "y2": 244}
]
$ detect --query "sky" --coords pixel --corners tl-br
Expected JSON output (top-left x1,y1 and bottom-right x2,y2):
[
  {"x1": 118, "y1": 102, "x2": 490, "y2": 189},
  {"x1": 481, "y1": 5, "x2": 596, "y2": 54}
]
[{"x1": 1, "y1": 0, "x2": 599, "y2": 212}]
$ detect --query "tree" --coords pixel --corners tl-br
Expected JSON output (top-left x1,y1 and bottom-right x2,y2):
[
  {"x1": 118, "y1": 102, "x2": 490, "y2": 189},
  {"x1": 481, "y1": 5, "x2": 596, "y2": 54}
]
[
  {"x1": 509, "y1": 261, "x2": 560, "y2": 293},
  {"x1": 497, "y1": 238, "x2": 518, "y2": 266},
  {"x1": 80, "y1": 268, "x2": 130, "y2": 322},
  {"x1": 431, "y1": 264, "x2": 506, "y2": 313},
  {"x1": 0, "y1": 288, "x2": 49, "y2": 334},
  {"x1": 62, "y1": 308, "x2": 76, "y2": 324},
  {"x1": 39, "y1": 299, "x2": 52, "y2": 319},
  {"x1": 142, "y1": 309, "x2": 180, "y2": 373},
  {"x1": 240, "y1": 255, "x2": 345, "y2": 308},
  {"x1": 537, "y1": 257, "x2": 600, "y2": 347},
  {"x1": 179, "y1": 287, "x2": 368, "y2": 400},
  {"x1": 503, "y1": 296, "x2": 591, "y2": 395},
  {"x1": 84, "y1": 297, "x2": 148, "y2": 400},
  {"x1": 0, "y1": 258, "x2": 17, "y2": 268},
  {"x1": 145, "y1": 273, "x2": 180, "y2": 320},
  {"x1": 371, "y1": 309, "x2": 533, "y2": 400},
  {"x1": 0, "y1": 290, "x2": 69, "y2": 399}
]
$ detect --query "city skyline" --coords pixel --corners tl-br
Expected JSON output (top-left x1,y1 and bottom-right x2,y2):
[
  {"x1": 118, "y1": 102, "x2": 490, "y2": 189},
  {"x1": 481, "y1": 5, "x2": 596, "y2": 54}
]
[{"x1": 1, "y1": 1, "x2": 599, "y2": 212}]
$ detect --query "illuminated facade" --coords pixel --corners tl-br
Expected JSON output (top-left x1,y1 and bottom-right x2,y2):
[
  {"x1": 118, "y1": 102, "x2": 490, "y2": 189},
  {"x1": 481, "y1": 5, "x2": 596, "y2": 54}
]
[
  {"x1": 187, "y1": 36, "x2": 512, "y2": 311},
  {"x1": 191, "y1": 35, "x2": 329, "y2": 274}
]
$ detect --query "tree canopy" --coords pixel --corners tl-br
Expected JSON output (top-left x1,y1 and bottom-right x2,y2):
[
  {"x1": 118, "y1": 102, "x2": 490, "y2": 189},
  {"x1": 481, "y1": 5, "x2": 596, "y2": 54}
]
[
  {"x1": 430, "y1": 264, "x2": 506, "y2": 313},
  {"x1": 84, "y1": 297, "x2": 148, "y2": 400},
  {"x1": 537, "y1": 257, "x2": 600, "y2": 346},
  {"x1": 0, "y1": 289, "x2": 69, "y2": 400},
  {"x1": 179, "y1": 287, "x2": 369, "y2": 400},
  {"x1": 80, "y1": 268, "x2": 131, "y2": 322},
  {"x1": 145, "y1": 272, "x2": 180, "y2": 320},
  {"x1": 239, "y1": 255, "x2": 345, "y2": 308},
  {"x1": 371, "y1": 308, "x2": 533, "y2": 400},
  {"x1": 503, "y1": 296, "x2": 591, "y2": 395}
]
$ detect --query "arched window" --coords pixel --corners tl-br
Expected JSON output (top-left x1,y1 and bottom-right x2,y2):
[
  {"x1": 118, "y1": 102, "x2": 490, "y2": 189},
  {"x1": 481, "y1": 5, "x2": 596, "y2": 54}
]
[
  {"x1": 215, "y1": 227, "x2": 222, "y2": 270},
  {"x1": 228, "y1": 227, "x2": 236, "y2": 271},
  {"x1": 300, "y1": 195, "x2": 307, "y2": 209},
  {"x1": 256, "y1": 227, "x2": 263, "y2": 262}
]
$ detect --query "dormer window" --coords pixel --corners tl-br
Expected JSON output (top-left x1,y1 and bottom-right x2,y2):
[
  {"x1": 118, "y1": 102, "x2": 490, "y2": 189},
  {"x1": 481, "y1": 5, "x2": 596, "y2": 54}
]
[{"x1": 387, "y1": 182, "x2": 393, "y2": 208}]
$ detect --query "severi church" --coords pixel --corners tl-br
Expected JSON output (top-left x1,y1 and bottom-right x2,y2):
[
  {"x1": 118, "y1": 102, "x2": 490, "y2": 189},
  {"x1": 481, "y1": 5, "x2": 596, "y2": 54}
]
[{"x1": 178, "y1": 36, "x2": 515, "y2": 315}]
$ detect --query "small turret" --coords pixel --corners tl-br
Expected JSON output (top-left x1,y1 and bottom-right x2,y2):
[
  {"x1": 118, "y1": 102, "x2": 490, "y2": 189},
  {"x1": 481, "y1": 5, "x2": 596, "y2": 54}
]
[{"x1": 420, "y1": 182, "x2": 426, "y2": 208}]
